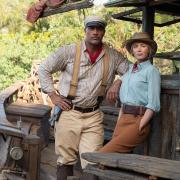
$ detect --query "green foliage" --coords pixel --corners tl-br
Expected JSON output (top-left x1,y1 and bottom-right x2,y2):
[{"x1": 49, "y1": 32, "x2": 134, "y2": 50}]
[{"x1": 0, "y1": 1, "x2": 180, "y2": 90}]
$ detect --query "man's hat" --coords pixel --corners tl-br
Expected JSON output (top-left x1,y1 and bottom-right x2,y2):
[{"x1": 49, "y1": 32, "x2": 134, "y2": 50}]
[
  {"x1": 124, "y1": 32, "x2": 158, "y2": 55},
  {"x1": 84, "y1": 16, "x2": 107, "y2": 29}
]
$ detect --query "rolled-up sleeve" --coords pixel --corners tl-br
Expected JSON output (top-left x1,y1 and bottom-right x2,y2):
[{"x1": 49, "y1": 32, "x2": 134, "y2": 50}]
[
  {"x1": 38, "y1": 45, "x2": 68, "y2": 93},
  {"x1": 146, "y1": 67, "x2": 161, "y2": 112},
  {"x1": 115, "y1": 51, "x2": 129, "y2": 76}
]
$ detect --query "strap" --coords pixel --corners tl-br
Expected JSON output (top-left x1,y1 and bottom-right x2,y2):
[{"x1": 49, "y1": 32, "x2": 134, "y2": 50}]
[
  {"x1": 68, "y1": 42, "x2": 81, "y2": 99},
  {"x1": 98, "y1": 52, "x2": 109, "y2": 97}
]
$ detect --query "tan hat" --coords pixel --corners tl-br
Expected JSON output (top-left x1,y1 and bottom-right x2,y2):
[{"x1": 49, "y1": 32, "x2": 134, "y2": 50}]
[
  {"x1": 124, "y1": 32, "x2": 157, "y2": 55},
  {"x1": 84, "y1": 16, "x2": 107, "y2": 29}
]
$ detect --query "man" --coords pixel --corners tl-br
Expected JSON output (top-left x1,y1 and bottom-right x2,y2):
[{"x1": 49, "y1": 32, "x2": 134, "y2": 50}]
[{"x1": 38, "y1": 16, "x2": 128, "y2": 180}]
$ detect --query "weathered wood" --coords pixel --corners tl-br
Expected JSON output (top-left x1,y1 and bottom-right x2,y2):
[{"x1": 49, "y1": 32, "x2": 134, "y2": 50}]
[
  {"x1": 0, "y1": 125, "x2": 24, "y2": 138},
  {"x1": 0, "y1": 83, "x2": 24, "y2": 127},
  {"x1": 40, "y1": 0, "x2": 93, "y2": 18},
  {"x1": 155, "y1": 51, "x2": 180, "y2": 60},
  {"x1": 67, "y1": 176, "x2": 80, "y2": 180},
  {"x1": 5, "y1": 102, "x2": 51, "y2": 147},
  {"x1": 82, "y1": 153, "x2": 180, "y2": 179},
  {"x1": 161, "y1": 79, "x2": 180, "y2": 90},
  {"x1": 175, "y1": 88, "x2": 180, "y2": 160},
  {"x1": 0, "y1": 135, "x2": 11, "y2": 168},
  {"x1": 5, "y1": 102, "x2": 51, "y2": 118},
  {"x1": 85, "y1": 164, "x2": 148, "y2": 180},
  {"x1": 100, "y1": 106, "x2": 120, "y2": 116}
]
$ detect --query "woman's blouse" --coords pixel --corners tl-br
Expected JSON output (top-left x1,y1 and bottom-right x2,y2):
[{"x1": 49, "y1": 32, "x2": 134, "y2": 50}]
[{"x1": 119, "y1": 60, "x2": 161, "y2": 112}]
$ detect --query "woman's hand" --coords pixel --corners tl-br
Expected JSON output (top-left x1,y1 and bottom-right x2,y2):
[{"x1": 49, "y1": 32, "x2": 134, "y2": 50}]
[
  {"x1": 48, "y1": 91, "x2": 72, "y2": 111},
  {"x1": 139, "y1": 109, "x2": 154, "y2": 131}
]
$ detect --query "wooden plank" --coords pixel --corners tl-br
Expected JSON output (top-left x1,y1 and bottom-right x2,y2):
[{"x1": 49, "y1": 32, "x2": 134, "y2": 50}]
[
  {"x1": 147, "y1": 113, "x2": 162, "y2": 157},
  {"x1": 175, "y1": 88, "x2": 180, "y2": 160},
  {"x1": 0, "y1": 83, "x2": 23, "y2": 126},
  {"x1": 161, "y1": 79, "x2": 180, "y2": 89},
  {"x1": 23, "y1": 135, "x2": 41, "y2": 180},
  {"x1": 40, "y1": 0, "x2": 93, "y2": 18},
  {"x1": 104, "y1": 0, "x2": 178, "y2": 8},
  {"x1": 85, "y1": 164, "x2": 148, "y2": 180},
  {"x1": 100, "y1": 106, "x2": 120, "y2": 116},
  {"x1": 67, "y1": 176, "x2": 80, "y2": 180},
  {"x1": 0, "y1": 124, "x2": 24, "y2": 138},
  {"x1": 5, "y1": 102, "x2": 51, "y2": 118},
  {"x1": 82, "y1": 153, "x2": 180, "y2": 179},
  {"x1": 160, "y1": 94, "x2": 177, "y2": 159},
  {"x1": 155, "y1": 51, "x2": 180, "y2": 60},
  {"x1": 82, "y1": 153, "x2": 119, "y2": 168}
]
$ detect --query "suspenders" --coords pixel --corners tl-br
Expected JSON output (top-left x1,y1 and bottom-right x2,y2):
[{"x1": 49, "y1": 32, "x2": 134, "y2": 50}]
[
  {"x1": 67, "y1": 42, "x2": 109, "y2": 101},
  {"x1": 68, "y1": 42, "x2": 81, "y2": 99},
  {"x1": 49, "y1": 42, "x2": 109, "y2": 126}
]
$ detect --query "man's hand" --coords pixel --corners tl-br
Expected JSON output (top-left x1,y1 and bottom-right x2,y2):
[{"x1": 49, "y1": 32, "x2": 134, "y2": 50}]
[
  {"x1": 106, "y1": 79, "x2": 121, "y2": 103},
  {"x1": 48, "y1": 91, "x2": 72, "y2": 111}
]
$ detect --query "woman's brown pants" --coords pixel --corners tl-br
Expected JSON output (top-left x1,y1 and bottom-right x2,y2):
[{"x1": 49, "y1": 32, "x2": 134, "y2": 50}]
[{"x1": 100, "y1": 113, "x2": 150, "y2": 153}]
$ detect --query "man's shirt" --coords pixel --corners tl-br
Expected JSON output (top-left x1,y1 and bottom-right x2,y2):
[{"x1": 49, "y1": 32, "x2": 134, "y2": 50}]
[
  {"x1": 120, "y1": 60, "x2": 161, "y2": 112},
  {"x1": 38, "y1": 40, "x2": 129, "y2": 107}
]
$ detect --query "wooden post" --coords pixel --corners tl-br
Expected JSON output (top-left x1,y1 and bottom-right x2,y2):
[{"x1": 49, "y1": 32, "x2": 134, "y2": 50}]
[
  {"x1": 142, "y1": 6, "x2": 155, "y2": 39},
  {"x1": 142, "y1": 6, "x2": 155, "y2": 63}
]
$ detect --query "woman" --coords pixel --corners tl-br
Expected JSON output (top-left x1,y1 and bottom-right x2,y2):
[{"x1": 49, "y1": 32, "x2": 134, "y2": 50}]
[{"x1": 100, "y1": 32, "x2": 161, "y2": 153}]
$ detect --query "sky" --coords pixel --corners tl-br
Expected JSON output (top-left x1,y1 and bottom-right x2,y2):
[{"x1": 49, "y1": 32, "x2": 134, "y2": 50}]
[{"x1": 94, "y1": 0, "x2": 109, "y2": 5}]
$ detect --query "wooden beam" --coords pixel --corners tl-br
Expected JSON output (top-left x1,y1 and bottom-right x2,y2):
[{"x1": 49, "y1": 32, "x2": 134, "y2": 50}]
[
  {"x1": 112, "y1": 15, "x2": 163, "y2": 27},
  {"x1": 85, "y1": 164, "x2": 148, "y2": 180},
  {"x1": 154, "y1": 3, "x2": 180, "y2": 16},
  {"x1": 112, "y1": 7, "x2": 142, "y2": 17},
  {"x1": 112, "y1": 16, "x2": 142, "y2": 24},
  {"x1": 157, "y1": 18, "x2": 180, "y2": 27},
  {"x1": 155, "y1": 51, "x2": 180, "y2": 60},
  {"x1": 82, "y1": 153, "x2": 180, "y2": 179},
  {"x1": 0, "y1": 124, "x2": 24, "y2": 137},
  {"x1": 149, "y1": 0, "x2": 179, "y2": 6},
  {"x1": 104, "y1": 0, "x2": 178, "y2": 7},
  {"x1": 0, "y1": 83, "x2": 24, "y2": 127},
  {"x1": 40, "y1": 0, "x2": 93, "y2": 18},
  {"x1": 142, "y1": 6, "x2": 155, "y2": 39},
  {"x1": 104, "y1": 0, "x2": 147, "y2": 7}
]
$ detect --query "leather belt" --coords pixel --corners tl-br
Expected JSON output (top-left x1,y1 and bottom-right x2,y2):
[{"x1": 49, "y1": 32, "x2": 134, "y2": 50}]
[
  {"x1": 72, "y1": 105, "x2": 99, "y2": 113},
  {"x1": 122, "y1": 104, "x2": 146, "y2": 115}
]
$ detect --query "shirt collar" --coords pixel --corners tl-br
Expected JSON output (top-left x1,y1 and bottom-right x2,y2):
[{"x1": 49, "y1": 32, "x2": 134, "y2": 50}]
[
  {"x1": 82, "y1": 39, "x2": 106, "y2": 61},
  {"x1": 82, "y1": 39, "x2": 105, "y2": 52},
  {"x1": 137, "y1": 60, "x2": 151, "y2": 70}
]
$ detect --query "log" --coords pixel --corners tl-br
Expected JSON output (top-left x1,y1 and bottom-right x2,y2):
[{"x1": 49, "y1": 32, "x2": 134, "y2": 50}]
[
  {"x1": 40, "y1": 0, "x2": 93, "y2": 18},
  {"x1": 82, "y1": 153, "x2": 180, "y2": 179},
  {"x1": 85, "y1": 164, "x2": 148, "y2": 180}
]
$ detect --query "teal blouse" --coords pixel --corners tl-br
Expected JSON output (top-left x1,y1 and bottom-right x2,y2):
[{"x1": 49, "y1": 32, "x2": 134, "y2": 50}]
[{"x1": 120, "y1": 60, "x2": 161, "y2": 112}]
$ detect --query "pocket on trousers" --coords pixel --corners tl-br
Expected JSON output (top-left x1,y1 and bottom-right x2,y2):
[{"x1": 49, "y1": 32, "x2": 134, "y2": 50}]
[
  {"x1": 138, "y1": 127, "x2": 145, "y2": 136},
  {"x1": 135, "y1": 118, "x2": 145, "y2": 136}
]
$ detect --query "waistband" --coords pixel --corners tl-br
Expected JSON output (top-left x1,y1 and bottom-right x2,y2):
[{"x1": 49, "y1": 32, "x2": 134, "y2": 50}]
[
  {"x1": 122, "y1": 104, "x2": 146, "y2": 116},
  {"x1": 72, "y1": 104, "x2": 99, "y2": 113}
]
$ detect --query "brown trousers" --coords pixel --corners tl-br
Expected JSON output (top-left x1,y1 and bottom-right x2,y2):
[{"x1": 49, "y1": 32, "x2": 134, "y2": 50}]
[{"x1": 100, "y1": 113, "x2": 150, "y2": 153}]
